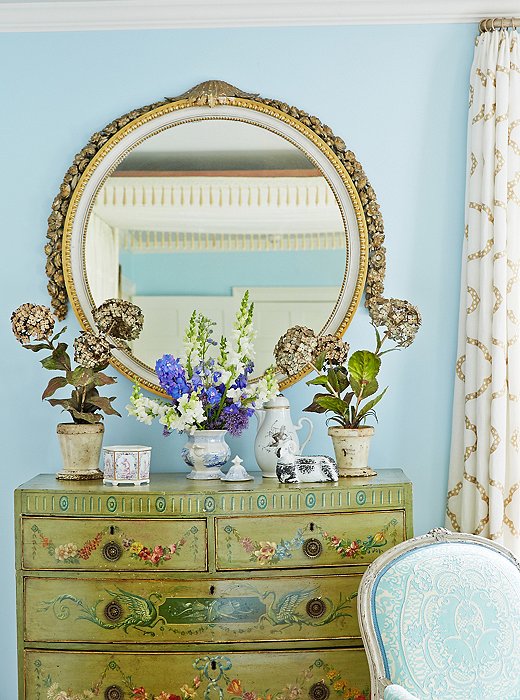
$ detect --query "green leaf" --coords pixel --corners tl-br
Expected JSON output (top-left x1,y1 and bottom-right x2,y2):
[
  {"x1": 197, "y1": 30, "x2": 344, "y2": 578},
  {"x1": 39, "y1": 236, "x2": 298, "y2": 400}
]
[
  {"x1": 314, "y1": 352, "x2": 326, "y2": 372},
  {"x1": 41, "y1": 343, "x2": 71, "y2": 371},
  {"x1": 349, "y1": 376, "x2": 362, "y2": 396},
  {"x1": 67, "y1": 366, "x2": 95, "y2": 388},
  {"x1": 91, "y1": 372, "x2": 117, "y2": 387},
  {"x1": 315, "y1": 395, "x2": 350, "y2": 417},
  {"x1": 357, "y1": 387, "x2": 388, "y2": 420},
  {"x1": 23, "y1": 342, "x2": 50, "y2": 352},
  {"x1": 51, "y1": 326, "x2": 67, "y2": 343},
  {"x1": 348, "y1": 350, "x2": 381, "y2": 384},
  {"x1": 70, "y1": 409, "x2": 103, "y2": 424},
  {"x1": 41, "y1": 376, "x2": 68, "y2": 400},
  {"x1": 362, "y1": 378, "x2": 379, "y2": 399},
  {"x1": 342, "y1": 391, "x2": 355, "y2": 407},
  {"x1": 87, "y1": 395, "x2": 121, "y2": 417},
  {"x1": 306, "y1": 375, "x2": 330, "y2": 388},
  {"x1": 327, "y1": 368, "x2": 340, "y2": 394},
  {"x1": 336, "y1": 366, "x2": 349, "y2": 393},
  {"x1": 303, "y1": 393, "x2": 332, "y2": 414}
]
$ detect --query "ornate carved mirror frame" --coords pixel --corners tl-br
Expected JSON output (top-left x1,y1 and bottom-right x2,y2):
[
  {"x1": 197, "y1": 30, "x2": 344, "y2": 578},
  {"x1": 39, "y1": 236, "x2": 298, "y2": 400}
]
[{"x1": 46, "y1": 80, "x2": 417, "y2": 395}]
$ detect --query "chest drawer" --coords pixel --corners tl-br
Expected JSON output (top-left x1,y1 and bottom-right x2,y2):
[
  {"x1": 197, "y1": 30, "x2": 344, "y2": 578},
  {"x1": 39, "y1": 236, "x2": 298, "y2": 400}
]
[
  {"x1": 21, "y1": 517, "x2": 207, "y2": 571},
  {"x1": 26, "y1": 648, "x2": 370, "y2": 700},
  {"x1": 26, "y1": 573, "x2": 361, "y2": 644},
  {"x1": 216, "y1": 510, "x2": 405, "y2": 571}
]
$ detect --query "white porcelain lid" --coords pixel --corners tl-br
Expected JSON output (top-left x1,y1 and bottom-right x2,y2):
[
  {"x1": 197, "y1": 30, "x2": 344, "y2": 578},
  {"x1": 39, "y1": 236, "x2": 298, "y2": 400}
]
[{"x1": 264, "y1": 394, "x2": 290, "y2": 409}]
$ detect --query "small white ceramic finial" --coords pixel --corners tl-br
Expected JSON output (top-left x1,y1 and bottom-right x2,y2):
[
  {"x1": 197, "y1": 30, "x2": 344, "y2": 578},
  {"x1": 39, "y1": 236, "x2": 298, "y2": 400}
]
[{"x1": 221, "y1": 455, "x2": 254, "y2": 481}]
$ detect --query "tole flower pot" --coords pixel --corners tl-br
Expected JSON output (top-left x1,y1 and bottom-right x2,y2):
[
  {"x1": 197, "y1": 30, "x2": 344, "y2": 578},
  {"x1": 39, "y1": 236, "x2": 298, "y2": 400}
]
[
  {"x1": 56, "y1": 423, "x2": 104, "y2": 480},
  {"x1": 328, "y1": 426, "x2": 377, "y2": 477}
]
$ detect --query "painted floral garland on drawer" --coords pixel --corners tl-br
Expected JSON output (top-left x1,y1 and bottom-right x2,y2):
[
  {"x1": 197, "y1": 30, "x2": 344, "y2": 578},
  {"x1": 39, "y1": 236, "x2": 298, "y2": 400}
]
[
  {"x1": 31, "y1": 523, "x2": 199, "y2": 566},
  {"x1": 34, "y1": 656, "x2": 369, "y2": 700},
  {"x1": 225, "y1": 519, "x2": 399, "y2": 566}
]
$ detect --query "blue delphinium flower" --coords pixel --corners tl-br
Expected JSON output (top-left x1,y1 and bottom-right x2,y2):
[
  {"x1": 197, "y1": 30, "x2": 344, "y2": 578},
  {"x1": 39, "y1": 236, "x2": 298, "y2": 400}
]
[
  {"x1": 234, "y1": 373, "x2": 248, "y2": 390},
  {"x1": 206, "y1": 386, "x2": 221, "y2": 406},
  {"x1": 155, "y1": 354, "x2": 190, "y2": 400}
]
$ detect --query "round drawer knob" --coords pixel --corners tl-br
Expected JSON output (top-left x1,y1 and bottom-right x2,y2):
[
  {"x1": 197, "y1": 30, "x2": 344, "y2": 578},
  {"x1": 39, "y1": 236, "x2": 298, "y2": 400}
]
[
  {"x1": 104, "y1": 600, "x2": 123, "y2": 621},
  {"x1": 102, "y1": 541, "x2": 123, "y2": 562},
  {"x1": 309, "y1": 682, "x2": 330, "y2": 700},
  {"x1": 306, "y1": 597, "x2": 326, "y2": 619},
  {"x1": 302, "y1": 538, "x2": 322, "y2": 558},
  {"x1": 105, "y1": 686, "x2": 124, "y2": 700}
]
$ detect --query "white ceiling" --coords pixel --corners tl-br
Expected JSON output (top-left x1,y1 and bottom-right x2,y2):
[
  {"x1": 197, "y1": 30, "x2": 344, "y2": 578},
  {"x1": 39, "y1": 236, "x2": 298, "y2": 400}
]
[{"x1": 0, "y1": 0, "x2": 519, "y2": 32}]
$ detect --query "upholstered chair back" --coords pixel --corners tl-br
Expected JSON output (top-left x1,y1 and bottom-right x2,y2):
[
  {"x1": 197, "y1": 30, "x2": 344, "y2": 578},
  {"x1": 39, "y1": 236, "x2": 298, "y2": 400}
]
[{"x1": 358, "y1": 530, "x2": 520, "y2": 699}]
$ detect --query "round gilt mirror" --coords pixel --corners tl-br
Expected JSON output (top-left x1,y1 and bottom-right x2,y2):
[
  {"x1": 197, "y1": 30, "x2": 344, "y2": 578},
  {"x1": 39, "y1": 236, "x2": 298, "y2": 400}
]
[{"x1": 47, "y1": 81, "x2": 392, "y2": 395}]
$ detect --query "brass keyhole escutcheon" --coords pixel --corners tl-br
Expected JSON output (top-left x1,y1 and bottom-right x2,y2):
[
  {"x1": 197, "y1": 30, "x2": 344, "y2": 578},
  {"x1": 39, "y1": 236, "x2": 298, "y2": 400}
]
[
  {"x1": 302, "y1": 537, "x2": 322, "y2": 558},
  {"x1": 306, "y1": 597, "x2": 326, "y2": 618},
  {"x1": 102, "y1": 541, "x2": 123, "y2": 562},
  {"x1": 105, "y1": 685, "x2": 124, "y2": 700},
  {"x1": 104, "y1": 600, "x2": 123, "y2": 621},
  {"x1": 309, "y1": 682, "x2": 330, "y2": 700}
]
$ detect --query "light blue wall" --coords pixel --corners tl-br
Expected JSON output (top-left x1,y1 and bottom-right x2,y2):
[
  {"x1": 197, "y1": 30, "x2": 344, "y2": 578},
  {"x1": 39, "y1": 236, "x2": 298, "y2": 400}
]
[
  {"x1": 0, "y1": 23, "x2": 475, "y2": 696},
  {"x1": 119, "y1": 249, "x2": 345, "y2": 295}
]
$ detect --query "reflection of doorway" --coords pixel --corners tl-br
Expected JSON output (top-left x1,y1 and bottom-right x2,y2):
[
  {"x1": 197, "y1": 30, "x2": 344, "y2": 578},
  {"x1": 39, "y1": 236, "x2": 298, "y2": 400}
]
[{"x1": 131, "y1": 286, "x2": 338, "y2": 372}]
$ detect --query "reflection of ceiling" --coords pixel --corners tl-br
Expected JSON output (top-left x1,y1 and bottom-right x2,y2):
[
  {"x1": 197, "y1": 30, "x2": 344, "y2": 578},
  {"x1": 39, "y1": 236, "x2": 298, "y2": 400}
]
[
  {"x1": 116, "y1": 150, "x2": 317, "y2": 173},
  {"x1": 92, "y1": 176, "x2": 344, "y2": 235},
  {"x1": 120, "y1": 230, "x2": 345, "y2": 253}
]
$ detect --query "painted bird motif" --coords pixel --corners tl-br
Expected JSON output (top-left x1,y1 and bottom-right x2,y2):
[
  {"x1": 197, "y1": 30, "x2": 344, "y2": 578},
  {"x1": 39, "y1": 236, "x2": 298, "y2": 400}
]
[
  {"x1": 260, "y1": 587, "x2": 319, "y2": 628},
  {"x1": 40, "y1": 589, "x2": 162, "y2": 636}
]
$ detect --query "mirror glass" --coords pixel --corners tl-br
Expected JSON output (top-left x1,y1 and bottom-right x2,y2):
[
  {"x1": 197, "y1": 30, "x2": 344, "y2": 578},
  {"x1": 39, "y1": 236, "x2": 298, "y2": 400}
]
[{"x1": 85, "y1": 119, "x2": 346, "y2": 376}]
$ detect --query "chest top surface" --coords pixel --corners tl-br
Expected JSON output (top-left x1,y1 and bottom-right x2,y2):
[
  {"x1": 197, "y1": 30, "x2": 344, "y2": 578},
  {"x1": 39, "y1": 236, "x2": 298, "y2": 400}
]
[{"x1": 15, "y1": 470, "x2": 412, "y2": 518}]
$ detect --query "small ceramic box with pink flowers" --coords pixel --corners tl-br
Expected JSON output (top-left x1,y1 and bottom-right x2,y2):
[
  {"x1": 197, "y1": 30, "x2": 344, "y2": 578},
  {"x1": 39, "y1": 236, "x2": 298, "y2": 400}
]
[{"x1": 103, "y1": 445, "x2": 151, "y2": 485}]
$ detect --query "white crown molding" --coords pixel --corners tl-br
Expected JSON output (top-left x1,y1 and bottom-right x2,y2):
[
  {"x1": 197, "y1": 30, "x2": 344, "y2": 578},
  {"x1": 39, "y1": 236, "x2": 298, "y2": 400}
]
[{"x1": 0, "y1": 0, "x2": 519, "y2": 33}]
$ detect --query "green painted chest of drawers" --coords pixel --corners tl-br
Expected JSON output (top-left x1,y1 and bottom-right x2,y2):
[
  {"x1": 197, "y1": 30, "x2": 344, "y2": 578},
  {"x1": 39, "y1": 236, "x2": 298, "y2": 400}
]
[{"x1": 15, "y1": 470, "x2": 413, "y2": 700}]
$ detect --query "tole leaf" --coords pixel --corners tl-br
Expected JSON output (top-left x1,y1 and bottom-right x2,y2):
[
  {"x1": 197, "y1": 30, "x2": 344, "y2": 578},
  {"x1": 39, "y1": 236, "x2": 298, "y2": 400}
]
[
  {"x1": 87, "y1": 395, "x2": 121, "y2": 416},
  {"x1": 307, "y1": 375, "x2": 330, "y2": 388},
  {"x1": 327, "y1": 368, "x2": 340, "y2": 394},
  {"x1": 315, "y1": 395, "x2": 350, "y2": 417},
  {"x1": 357, "y1": 387, "x2": 388, "y2": 420},
  {"x1": 41, "y1": 376, "x2": 68, "y2": 400},
  {"x1": 348, "y1": 350, "x2": 380, "y2": 384}
]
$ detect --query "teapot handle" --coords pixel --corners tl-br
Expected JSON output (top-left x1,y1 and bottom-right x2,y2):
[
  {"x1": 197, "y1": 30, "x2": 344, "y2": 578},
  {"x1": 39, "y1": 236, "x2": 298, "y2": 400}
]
[{"x1": 295, "y1": 417, "x2": 313, "y2": 453}]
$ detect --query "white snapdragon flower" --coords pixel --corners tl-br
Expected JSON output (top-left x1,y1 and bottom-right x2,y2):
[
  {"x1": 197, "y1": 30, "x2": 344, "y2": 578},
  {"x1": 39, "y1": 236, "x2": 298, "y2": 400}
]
[
  {"x1": 126, "y1": 390, "x2": 163, "y2": 425},
  {"x1": 254, "y1": 366, "x2": 279, "y2": 405},
  {"x1": 227, "y1": 387, "x2": 244, "y2": 402}
]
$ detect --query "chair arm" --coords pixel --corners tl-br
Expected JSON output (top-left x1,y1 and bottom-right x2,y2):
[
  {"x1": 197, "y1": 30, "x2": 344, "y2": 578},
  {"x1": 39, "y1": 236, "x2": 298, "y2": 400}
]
[{"x1": 383, "y1": 685, "x2": 420, "y2": 700}]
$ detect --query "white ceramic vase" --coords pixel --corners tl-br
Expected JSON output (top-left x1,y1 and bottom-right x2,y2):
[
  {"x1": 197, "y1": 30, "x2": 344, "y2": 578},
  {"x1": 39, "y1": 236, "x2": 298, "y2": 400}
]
[
  {"x1": 182, "y1": 429, "x2": 230, "y2": 480},
  {"x1": 328, "y1": 426, "x2": 377, "y2": 477},
  {"x1": 56, "y1": 423, "x2": 104, "y2": 480}
]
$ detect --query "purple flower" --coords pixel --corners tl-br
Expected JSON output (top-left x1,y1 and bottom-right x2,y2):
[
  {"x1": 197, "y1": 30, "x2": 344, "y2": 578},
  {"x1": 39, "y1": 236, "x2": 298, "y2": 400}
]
[
  {"x1": 155, "y1": 354, "x2": 190, "y2": 400},
  {"x1": 221, "y1": 405, "x2": 251, "y2": 436}
]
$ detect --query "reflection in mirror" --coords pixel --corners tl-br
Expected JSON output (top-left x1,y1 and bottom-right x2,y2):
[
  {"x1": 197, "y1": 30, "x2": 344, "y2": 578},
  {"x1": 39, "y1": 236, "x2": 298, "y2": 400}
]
[{"x1": 85, "y1": 120, "x2": 346, "y2": 376}]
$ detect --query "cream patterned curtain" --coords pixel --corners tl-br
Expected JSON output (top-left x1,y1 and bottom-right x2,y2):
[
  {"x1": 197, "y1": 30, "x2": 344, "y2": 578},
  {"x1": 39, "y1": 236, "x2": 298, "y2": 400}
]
[{"x1": 447, "y1": 29, "x2": 520, "y2": 553}]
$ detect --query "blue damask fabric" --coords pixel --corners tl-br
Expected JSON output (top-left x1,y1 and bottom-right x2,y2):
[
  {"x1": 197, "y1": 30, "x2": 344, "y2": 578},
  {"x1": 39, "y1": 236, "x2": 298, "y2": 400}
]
[
  {"x1": 372, "y1": 542, "x2": 520, "y2": 699},
  {"x1": 384, "y1": 685, "x2": 420, "y2": 700}
]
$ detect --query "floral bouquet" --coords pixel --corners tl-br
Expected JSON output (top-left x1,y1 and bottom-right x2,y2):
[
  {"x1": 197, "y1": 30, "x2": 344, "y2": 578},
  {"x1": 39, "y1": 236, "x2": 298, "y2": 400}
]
[{"x1": 128, "y1": 292, "x2": 278, "y2": 437}]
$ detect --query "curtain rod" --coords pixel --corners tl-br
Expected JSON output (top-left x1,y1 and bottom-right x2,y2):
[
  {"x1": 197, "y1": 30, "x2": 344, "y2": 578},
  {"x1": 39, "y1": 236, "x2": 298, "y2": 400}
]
[{"x1": 480, "y1": 17, "x2": 519, "y2": 32}]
